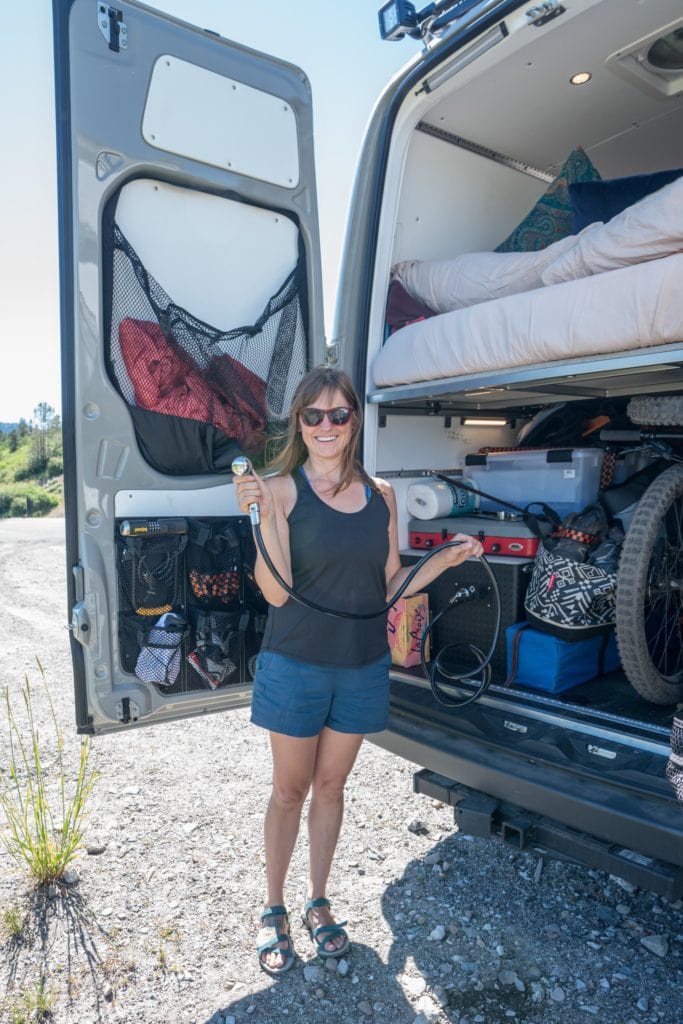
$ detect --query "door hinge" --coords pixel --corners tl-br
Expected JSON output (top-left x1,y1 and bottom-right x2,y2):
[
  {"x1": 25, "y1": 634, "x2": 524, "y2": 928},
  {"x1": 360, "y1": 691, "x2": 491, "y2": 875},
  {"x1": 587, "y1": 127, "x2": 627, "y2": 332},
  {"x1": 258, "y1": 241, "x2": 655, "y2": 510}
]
[
  {"x1": 526, "y1": 1, "x2": 565, "y2": 27},
  {"x1": 97, "y1": 3, "x2": 127, "y2": 51}
]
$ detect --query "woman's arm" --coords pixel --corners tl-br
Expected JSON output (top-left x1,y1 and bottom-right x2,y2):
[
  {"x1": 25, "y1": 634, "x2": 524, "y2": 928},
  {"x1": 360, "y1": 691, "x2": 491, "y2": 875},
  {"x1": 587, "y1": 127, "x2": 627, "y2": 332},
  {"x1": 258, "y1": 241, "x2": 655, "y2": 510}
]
[
  {"x1": 378, "y1": 480, "x2": 484, "y2": 602},
  {"x1": 235, "y1": 471, "x2": 294, "y2": 607}
]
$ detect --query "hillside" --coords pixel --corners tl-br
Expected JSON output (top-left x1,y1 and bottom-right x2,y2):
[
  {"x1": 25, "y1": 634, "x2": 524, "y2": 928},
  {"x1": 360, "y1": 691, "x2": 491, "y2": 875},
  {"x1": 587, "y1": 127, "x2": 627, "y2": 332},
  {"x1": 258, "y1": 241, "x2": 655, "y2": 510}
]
[{"x1": 0, "y1": 405, "x2": 63, "y2": 517}]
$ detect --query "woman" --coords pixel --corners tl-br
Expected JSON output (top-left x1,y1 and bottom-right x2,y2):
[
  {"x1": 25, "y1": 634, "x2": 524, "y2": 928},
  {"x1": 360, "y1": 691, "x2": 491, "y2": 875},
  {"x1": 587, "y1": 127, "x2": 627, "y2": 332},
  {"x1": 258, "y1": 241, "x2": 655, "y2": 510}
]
[{"x1": 235, "y1": 366, "x2": 482, "y2": 975}]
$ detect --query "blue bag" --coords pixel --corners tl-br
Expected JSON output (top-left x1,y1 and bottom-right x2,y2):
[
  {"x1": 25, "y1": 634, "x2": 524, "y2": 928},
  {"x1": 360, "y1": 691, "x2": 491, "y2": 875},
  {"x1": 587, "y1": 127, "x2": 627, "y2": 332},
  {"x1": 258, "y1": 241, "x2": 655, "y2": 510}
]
[{"x1": 506, "y1": 622, "x2": 620, "y2": 694}]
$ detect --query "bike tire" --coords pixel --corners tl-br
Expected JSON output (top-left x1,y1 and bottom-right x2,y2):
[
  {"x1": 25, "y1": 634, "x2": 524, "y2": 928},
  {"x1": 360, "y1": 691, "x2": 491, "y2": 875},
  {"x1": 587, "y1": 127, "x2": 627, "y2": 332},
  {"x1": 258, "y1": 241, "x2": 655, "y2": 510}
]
[
  {"x1": 616, "y1": 463, "x2": 683, "y2": 705},
  {"x1": 627, "y1": 396, "x2": 683, "y2": 426}
]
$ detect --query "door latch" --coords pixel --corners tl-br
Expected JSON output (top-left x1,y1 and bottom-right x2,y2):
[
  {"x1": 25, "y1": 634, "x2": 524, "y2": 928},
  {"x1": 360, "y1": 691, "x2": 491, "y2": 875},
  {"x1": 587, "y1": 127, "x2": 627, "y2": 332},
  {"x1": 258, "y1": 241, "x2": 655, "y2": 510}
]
[
  {"x1": 97, "y1": 3, "x2": 127, "y2": 51},
  {"x1": 526, "y1": 1, "x2": 566, "y2": 27},
  {"x1": 70, "y1": 603, "x2": 91, "y2": 645},
  {"x1": 117, "y1": 697, "x2": 141, "y2": 724}
]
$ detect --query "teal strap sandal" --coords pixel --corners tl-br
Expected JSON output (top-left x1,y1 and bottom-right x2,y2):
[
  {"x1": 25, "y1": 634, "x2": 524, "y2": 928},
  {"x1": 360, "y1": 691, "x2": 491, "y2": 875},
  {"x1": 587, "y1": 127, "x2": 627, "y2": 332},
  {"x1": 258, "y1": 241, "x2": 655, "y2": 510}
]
[
  {"x1": 257, "y1": 905, "x2": 295, "y2": 976},
  {"x1": 302, "y1": 897, "x2": 350, "y2": 959}
]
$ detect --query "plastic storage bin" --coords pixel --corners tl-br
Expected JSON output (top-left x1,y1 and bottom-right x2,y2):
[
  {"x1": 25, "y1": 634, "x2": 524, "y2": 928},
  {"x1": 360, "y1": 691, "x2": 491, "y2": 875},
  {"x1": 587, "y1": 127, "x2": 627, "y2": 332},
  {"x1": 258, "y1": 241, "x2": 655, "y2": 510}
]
[{"x1": 463, "y1": 448, "x2": 604, "y2": 516}]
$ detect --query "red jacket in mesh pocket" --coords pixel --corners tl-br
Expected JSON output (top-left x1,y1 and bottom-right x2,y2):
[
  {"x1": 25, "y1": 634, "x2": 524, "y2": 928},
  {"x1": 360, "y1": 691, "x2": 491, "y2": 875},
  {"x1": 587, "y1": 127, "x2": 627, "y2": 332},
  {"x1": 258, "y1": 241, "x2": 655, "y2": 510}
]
[{"x1": 119, "y1": 318, "x2": 267, "y2": 449}]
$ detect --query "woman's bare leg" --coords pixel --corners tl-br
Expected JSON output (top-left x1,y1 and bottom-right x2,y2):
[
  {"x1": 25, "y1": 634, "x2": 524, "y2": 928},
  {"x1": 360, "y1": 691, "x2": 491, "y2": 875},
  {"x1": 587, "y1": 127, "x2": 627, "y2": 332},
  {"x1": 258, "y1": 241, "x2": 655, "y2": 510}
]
[
  {"x1": 261, "y1": 731, "x2": 318, "y2": 970},
  {"x1": 306, "y1": 727, "x2": 364, "y2": 952}
]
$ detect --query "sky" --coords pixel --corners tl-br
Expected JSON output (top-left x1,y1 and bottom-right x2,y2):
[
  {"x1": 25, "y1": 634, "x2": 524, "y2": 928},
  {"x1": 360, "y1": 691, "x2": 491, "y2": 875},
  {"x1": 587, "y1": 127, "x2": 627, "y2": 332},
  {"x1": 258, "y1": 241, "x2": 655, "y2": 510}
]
[{"x1": 0, "y1": 1, "x2": 412, "y2": 424}]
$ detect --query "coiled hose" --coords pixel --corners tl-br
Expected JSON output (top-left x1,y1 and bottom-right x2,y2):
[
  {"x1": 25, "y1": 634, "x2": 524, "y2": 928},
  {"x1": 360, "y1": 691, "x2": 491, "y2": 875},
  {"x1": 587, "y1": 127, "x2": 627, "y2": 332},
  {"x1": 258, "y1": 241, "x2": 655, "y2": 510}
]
[{"x1": 233, "y1": 458, "x2": 502, "y2": 707}]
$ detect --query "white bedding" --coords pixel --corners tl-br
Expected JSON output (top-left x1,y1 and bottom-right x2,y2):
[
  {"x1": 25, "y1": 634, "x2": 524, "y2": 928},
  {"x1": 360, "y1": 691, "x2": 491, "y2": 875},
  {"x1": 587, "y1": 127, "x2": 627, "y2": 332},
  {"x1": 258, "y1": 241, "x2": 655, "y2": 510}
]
[{"x1": 372, "y1": 252, "x2": 683, "y2": 388}]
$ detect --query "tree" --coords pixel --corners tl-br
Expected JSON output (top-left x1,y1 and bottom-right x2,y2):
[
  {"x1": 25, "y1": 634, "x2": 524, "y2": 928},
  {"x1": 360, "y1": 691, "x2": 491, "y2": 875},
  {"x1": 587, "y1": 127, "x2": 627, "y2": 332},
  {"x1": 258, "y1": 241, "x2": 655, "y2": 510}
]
[{"x1": 30, "y1": 403, "x2": 56, "y2": 475}]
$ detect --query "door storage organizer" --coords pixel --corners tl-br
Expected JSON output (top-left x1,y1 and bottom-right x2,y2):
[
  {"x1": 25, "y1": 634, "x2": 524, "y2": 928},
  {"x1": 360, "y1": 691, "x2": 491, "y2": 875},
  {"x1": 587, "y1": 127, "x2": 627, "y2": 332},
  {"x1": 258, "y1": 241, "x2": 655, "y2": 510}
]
[{"x1": 117, "y1": 517, "x2": 266, "y2": 694}]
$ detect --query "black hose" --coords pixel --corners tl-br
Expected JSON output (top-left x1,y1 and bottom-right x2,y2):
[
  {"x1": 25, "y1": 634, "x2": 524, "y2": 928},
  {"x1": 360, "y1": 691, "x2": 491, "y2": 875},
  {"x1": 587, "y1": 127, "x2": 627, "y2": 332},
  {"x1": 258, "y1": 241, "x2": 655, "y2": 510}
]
[
  {"x1": 252, "y1": 523, "x2": 502, "y2": 702},
  {"x1": 252, "y1": 523, "x2": 471, "y2": 619}
]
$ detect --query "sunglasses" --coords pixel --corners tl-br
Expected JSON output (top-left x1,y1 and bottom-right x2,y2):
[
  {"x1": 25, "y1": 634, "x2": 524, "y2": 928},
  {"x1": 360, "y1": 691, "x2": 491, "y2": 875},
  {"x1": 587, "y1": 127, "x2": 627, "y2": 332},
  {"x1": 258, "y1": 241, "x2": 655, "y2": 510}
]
[{"x1": 300, "y1": 406, "x2": 353, "y2": 427}]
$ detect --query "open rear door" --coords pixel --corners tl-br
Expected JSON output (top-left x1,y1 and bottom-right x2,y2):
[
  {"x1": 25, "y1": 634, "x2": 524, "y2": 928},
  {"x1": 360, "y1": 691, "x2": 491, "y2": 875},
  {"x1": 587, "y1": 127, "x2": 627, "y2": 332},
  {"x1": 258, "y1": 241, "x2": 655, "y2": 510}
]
[{"x1": 53, "y1": 0, "x2": 324, "y2": 734}]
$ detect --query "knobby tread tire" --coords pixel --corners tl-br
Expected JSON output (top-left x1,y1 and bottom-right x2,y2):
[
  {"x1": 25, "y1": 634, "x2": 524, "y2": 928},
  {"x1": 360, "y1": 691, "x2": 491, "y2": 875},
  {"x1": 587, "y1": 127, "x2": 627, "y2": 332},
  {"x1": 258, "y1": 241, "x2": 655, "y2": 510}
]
[
  {"x1": 628, "y1": 396, "x2": 683, "y2": 426},
  {"x1": 616, "y1": 463, "x2": 683, "y2": 705}
]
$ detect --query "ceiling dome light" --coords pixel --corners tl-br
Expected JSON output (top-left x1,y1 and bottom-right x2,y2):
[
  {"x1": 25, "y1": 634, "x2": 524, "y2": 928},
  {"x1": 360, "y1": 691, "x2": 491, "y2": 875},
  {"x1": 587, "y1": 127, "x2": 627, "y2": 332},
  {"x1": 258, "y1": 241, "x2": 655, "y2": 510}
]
[{"x1": 570, "y1": 71, "x2": 592, "y2": 85}]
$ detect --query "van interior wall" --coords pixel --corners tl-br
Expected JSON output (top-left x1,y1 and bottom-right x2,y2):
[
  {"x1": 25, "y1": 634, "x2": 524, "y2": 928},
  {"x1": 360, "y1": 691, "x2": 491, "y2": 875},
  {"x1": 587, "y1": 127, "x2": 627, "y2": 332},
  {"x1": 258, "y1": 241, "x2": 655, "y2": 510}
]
[
  {"x1": 379, "y1": 135, "x2": 543, "y2": 550},
  {"x1": 392, "y1": 131, "x2": 546, "y2": 261},
  {"x1": 376, "y1": 418, "x2": 518, "y2": 548}
]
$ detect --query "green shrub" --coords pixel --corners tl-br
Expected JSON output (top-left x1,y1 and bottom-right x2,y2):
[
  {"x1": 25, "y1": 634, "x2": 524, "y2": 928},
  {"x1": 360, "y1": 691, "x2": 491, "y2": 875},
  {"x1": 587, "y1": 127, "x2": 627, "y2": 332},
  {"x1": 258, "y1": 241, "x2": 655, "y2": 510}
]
[
  {"x1": 0, "y1": 665, "x2": 98, "y2": 887},
  {"x1": 0, "y1": 485, "x2": 58, "y2": 518},
  {"x1": 10, "y1": 463, "x2": 34, "y2": 483},
  {"x1": 46, "y1": 456, "x2": 63, "y2": 477}
]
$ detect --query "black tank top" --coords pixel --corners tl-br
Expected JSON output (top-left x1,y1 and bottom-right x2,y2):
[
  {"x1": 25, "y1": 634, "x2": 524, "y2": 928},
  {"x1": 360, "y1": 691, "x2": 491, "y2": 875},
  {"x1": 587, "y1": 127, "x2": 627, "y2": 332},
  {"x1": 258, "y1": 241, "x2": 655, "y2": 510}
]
[{"x1": 261, "y1": 468, "x2": 390, "y2": 666}]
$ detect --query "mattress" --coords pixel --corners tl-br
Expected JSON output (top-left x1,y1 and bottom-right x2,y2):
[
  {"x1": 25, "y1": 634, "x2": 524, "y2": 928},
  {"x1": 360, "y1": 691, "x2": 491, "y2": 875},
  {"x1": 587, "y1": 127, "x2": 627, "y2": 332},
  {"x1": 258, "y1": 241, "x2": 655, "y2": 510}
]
[{"x1": 372, "y1": 252, "x2": 683, "y2": 388}]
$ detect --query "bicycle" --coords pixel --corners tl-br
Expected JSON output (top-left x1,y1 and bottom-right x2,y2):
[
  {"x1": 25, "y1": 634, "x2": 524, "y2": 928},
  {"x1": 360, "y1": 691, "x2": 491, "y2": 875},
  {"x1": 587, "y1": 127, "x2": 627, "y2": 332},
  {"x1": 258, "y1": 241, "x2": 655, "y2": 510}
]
[{"x1": 603, "y1": 395, "x2": 683, "y2": 706}]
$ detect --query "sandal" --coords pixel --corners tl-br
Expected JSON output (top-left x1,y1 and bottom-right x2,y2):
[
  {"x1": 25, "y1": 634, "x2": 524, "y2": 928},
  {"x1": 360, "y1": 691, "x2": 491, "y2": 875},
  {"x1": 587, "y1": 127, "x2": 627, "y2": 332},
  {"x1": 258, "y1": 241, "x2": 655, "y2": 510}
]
[
  {"x1": 302, "y1": 897, "x2": 350, "y2": 959},
  {"x1": 257, "y1": 905, "x2": 295, "y2": 976}
]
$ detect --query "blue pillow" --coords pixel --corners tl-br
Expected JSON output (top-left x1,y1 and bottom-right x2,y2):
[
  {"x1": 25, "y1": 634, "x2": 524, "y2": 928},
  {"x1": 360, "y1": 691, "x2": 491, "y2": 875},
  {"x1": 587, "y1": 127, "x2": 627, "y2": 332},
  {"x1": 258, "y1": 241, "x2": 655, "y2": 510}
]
[
  {"x1": 570, "y1": 168, "x2": 683, "y2": 232},
  {"x1": 495, "y1": 147, "x2": 601, "y2": 253}
]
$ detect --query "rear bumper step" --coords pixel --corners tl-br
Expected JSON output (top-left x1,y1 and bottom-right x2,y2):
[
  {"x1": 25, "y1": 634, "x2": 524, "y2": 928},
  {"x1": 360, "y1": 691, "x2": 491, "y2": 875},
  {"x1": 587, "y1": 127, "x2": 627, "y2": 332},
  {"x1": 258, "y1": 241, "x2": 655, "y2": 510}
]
[
  {"x1": 412, "y1": 768, "x2": 683, "y2": 898},
  {"x1": 374, "y1": 707, "x2": 683, "y2": 894}
]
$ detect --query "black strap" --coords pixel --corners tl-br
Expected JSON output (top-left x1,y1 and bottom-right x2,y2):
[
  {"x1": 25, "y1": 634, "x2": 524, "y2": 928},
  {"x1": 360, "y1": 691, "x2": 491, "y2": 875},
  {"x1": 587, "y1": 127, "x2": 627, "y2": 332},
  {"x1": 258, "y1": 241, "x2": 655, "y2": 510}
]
[
  {"x1": 503, "y1": 622, "x2": 530, "y2": 687},
  {"x1": 522, "y1": 504, "x2": 562, "y2": 540},
  {"x1": 436, "y1": 472, "x2": 524, "y2": 514},
  {"x1": 597, "y1": 630, "x2": 610, "y2": 677},
  {"x1": 436, "y1": 472, "x2": 561, "y2": 538}
]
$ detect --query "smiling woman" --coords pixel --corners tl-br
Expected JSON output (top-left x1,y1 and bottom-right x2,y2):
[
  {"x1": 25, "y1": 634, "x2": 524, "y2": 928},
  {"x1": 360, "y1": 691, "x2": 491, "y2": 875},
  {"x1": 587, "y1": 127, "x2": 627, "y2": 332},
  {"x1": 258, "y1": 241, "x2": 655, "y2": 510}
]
[{"x1": 233, "y1": 364, "x2": 481, "y2": 973}]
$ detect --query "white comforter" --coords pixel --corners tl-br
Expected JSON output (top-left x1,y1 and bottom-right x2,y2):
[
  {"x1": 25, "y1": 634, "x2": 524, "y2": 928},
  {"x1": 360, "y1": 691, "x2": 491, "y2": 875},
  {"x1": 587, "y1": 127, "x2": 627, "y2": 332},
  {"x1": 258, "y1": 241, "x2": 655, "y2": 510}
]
[{"x1": 372, "y1": 252, "x2": 683, "y2": 388}]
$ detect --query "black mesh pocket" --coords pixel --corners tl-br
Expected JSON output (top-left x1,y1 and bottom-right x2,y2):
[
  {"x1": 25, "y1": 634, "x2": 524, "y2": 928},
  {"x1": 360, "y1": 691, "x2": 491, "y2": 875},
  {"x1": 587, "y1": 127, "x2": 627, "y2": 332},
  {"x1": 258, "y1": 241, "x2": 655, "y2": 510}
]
[
  {"x1": 243, "y1": 529, "x2": 268, "y2": 614},
  {"x1": 103, "y1": 187, "x2": 308, "y2": 476},
  {"x1": 119, "y1": 614, "x2": 143, "y2": 674},
  {"x1": 187, "y1": 521, "x2": 242, "y2": 608},
  {"x1": 187, "y1": 610, "x2": 247, "y2": 689},
  {"x1": 118, "y1": 534, "x2": 186, "y2": 615},
  {"x1": 135, "y1": 613, "x2": 187, "y2": 687},
  {"x1": 118, "y1": 611, "x2": 187, "y2": 690}
]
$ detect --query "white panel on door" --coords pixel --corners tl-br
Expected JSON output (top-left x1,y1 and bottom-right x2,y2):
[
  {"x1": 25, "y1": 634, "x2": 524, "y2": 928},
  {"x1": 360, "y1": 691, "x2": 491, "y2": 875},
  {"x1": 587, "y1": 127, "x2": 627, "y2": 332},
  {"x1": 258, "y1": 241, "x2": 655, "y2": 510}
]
[
  {"x1": 116, "y1": 179, "x2": 299, "y2": 329},
  {"x1": 142, "y1": 55, "x2": 300, "y2": 188}
]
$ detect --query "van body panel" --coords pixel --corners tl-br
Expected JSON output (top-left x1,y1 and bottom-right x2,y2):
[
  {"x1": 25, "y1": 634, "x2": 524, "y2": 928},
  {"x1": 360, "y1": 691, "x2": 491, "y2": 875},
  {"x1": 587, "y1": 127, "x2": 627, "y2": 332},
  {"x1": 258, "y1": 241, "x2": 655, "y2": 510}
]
[{"x1": 53, "y1": 0, "x2": 323, "y2": 733}]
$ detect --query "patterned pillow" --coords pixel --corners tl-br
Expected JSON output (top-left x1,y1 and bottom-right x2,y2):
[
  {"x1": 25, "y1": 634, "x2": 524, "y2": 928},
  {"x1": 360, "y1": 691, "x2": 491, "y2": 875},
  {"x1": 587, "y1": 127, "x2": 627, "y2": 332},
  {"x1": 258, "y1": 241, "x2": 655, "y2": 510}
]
[{"x1": 495, "y1": 147, "x2": 601, "y2": 252}]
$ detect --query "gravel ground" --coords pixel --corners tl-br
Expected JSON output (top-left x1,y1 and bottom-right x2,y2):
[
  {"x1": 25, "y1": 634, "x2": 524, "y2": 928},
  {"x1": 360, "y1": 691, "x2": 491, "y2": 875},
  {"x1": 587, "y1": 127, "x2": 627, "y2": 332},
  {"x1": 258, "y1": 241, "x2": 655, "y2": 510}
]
[{"x1": 0, "y1": 518, "x2": 682, "y2": 1024}]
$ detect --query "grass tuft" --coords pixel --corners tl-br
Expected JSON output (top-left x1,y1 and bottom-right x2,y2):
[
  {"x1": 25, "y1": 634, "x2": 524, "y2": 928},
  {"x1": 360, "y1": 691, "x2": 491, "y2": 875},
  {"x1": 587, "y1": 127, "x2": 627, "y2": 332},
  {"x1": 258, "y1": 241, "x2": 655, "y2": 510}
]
[
  {"x1": 10, "y1": 976, "x2": 54, "y2": 1023},
  {"x1": 1, "y1": 903, "x2": 24, "y2": 939},
  {"x1": 0, "y1": 662, "x2": 98, "y2": 887}
]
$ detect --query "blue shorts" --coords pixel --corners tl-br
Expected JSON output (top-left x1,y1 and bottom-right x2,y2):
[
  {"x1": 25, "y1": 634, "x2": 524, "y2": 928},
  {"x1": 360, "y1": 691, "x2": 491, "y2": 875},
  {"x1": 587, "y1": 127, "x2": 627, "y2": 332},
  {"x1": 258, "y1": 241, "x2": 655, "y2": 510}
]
[{"x1": 251, "y1": 650, "x2": 391, "y2": 738}]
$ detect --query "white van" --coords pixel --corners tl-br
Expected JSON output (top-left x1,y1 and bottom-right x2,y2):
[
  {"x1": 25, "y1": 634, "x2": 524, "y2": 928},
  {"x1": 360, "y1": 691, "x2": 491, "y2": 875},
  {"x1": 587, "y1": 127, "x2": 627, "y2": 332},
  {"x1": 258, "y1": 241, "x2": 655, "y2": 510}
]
[{"x1": 54, "y1": 0, "x2": 683, "y2": 895}]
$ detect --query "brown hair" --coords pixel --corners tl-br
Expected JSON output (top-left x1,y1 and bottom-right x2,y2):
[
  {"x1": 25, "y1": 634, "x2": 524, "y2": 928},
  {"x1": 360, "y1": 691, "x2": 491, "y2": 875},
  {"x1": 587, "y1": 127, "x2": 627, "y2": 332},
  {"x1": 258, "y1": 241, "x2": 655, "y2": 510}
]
[{"x1": 267, "y1": 366, "x2": 376, "y2": 496}]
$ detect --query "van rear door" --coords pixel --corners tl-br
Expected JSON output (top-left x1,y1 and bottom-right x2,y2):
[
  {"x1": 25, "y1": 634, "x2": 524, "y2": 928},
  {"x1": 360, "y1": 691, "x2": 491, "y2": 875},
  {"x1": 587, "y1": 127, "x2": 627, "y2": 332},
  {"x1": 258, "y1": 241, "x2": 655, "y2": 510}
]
[{"x1": 53, "y1": 0, "x2": 323, "y2": 734}]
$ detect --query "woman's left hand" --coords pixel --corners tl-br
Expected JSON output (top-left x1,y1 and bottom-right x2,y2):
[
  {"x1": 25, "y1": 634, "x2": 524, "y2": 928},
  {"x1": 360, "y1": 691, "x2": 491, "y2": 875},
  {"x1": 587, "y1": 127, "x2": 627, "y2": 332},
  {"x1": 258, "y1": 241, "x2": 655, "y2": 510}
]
[{"x1": 438, "y1": 533, "x2": 484, "y2": 567}]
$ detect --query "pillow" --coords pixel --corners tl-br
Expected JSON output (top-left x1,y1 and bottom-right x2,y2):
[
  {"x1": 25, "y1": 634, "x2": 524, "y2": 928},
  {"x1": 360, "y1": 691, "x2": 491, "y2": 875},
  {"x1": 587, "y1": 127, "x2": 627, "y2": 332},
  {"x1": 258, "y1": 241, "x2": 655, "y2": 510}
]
[
  {"x1": 570, "y1": 168, "x2": 683, "y2": 232},
  {"x1": 542, "y1": 175, "x2": 683, "y2": 285},
  {"x1": 391, "y1": 228, "x2": 594, "y2": 312},
  {"x1": 385, "y1": 279, "x2": 437, "y2": 332},
  {"x1": 495, "y1": 147, "x2": 601, "y2": 253}
]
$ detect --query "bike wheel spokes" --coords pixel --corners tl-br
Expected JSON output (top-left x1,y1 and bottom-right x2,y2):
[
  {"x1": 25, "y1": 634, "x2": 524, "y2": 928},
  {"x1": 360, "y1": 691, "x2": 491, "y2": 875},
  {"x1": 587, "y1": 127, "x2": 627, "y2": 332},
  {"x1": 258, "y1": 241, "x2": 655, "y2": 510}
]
[{"x1": 616, "y1": 462, "x2": 683, "y2": 704}]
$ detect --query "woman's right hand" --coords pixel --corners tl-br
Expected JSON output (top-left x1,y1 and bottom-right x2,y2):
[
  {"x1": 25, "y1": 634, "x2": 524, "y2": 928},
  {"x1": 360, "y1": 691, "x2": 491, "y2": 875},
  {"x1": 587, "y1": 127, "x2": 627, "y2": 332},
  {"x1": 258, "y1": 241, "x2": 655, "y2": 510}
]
[{"x1": 235, "y1": 469, "x2": 274, "y2": 524}]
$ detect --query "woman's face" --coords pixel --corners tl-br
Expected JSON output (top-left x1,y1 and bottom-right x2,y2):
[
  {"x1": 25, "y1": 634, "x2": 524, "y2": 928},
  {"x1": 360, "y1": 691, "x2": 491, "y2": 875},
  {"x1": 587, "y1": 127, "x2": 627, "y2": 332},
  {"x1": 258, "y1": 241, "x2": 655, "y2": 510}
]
[{"x1": 298, "y1": 387, "x2": 355, "y2": 462}]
